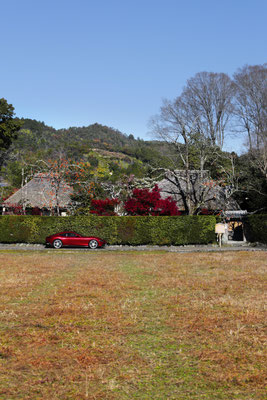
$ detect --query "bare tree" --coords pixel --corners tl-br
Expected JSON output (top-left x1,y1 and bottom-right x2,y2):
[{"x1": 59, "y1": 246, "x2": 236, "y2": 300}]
[
  {"x1": 149, "y1": 71, "x2": 240, "y2": 213},
  {"x1": 181, "y1": 72, "x2": 235, "y2": 149},
  {"x1": 149, "y1": 96, "x2": 230, "y2": 214},
  {"x1": 233, "y1": 64, "x2": 267, "y2": 182},
  {"x1": 150, "y1": 96, "x2": 200, "y2": 214},
  {"x1": 251, "y1": 133, "x2": 267, "y2": 182},
  {"x1": 233, "y1": 64, "x2": 267, "y2": 151},
  {"x1": 153, "y1": 168, "x2": 226, "y2": 215}
]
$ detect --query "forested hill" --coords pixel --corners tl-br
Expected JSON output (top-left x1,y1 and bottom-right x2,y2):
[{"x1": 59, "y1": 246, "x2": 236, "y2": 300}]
[
  {"x1": 17, "y1": 118, "x2": 172, "y2": 167},
  {"x1": 21, "y1": 119, "x2": 130, "y2": 148}
]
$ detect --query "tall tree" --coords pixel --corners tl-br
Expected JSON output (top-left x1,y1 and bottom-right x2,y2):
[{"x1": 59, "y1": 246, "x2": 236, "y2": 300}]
[
  {"x1": 150, "y1": 97, "x2": 223, "y2": 214},
  {"x1": 233, "y1": 64, "x2": 267, "y2": 182},
  {"x1": 149, "y1": 73, "x2": 239, "y2": 214},
  {"x1": 233, "y1": 64, "x2": 267, "y2": 151},
  {"x1": 181, "y1": 72, "x2": 235, "y2": 149},
  {"x1": 150, "y1": 96, "x2": 197, "y2": 214},
  {"x1": 0, "y1": 98, "x2": 22, "y2": 167}
]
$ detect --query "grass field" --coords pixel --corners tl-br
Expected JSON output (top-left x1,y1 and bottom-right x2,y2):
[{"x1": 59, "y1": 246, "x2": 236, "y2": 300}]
[{"x1": 0, "y1": 251, "x2": 266, "y2": 400}]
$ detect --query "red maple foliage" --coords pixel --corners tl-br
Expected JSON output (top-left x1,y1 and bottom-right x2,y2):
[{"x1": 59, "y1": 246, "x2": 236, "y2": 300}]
[
  {"x1": 124, "y1": 185, "x2": 181, "y2": 216},
  {"x1": 90, "y1": 198, "x2": 120, "y2": 216}
]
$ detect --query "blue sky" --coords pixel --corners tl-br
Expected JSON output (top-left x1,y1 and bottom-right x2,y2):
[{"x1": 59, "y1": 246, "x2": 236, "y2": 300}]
[{"x1": 1, "y1": 0, "x2": 266, "y2": 151}]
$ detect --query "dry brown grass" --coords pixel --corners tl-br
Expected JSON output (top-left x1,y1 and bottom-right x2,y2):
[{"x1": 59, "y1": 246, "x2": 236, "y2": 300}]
[
  {"x1": 141, "y1": 253, "x2": 266, "y2": 387},
  {"x1": 0, "y1": 251, "x2": 266, "y2": 399}
]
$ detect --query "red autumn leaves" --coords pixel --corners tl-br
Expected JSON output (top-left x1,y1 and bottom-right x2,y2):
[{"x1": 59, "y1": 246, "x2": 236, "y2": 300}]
[{"x1": 90, "y1": 185, "x2": 181, "y2": 216}]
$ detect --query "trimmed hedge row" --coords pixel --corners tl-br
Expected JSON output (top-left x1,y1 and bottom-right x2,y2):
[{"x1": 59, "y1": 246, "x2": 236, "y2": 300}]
[
  {"x1": 244, "y1": 215, "x2": 267, "y2": 244},
  {"x1": 0, "y1": 215, "x2": 216, "y2": 245}
]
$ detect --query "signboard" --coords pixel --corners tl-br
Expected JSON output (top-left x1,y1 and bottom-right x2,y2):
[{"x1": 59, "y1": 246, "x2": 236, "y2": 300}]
[{"x1": 215, "y1": 223, "x2": 226, "y2": 234}]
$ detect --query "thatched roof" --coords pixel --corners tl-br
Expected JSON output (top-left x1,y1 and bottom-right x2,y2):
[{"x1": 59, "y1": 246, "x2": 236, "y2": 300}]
[
  {"x1": 3, "y1": 173, "x2": 73, "y2": 209},
  {"x1": 157, "y1": 170, "x2": 239, "y2": 211}
]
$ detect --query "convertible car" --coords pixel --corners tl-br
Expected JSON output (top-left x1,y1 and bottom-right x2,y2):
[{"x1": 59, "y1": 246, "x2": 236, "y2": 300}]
[{"x1": 46, "y1": 231, "x2": 106, "y2": 249}]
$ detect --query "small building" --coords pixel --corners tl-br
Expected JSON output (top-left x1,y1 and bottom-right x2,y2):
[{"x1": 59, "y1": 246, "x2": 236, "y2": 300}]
[
  {"x1": 2, "y1": 173, "x2": 73, "y2": 216},
  {"x1": 222, "y1": 210, "x2": 248, "y2": 242}
]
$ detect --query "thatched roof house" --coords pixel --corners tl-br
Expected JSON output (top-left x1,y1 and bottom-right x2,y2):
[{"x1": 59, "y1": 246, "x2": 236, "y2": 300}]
[
  {"x1": 157, "y1": 170, "x2": 239, "y2": 212},
  {"x1": 2, "y1": 173, "x2": 73, "y2": 215}
]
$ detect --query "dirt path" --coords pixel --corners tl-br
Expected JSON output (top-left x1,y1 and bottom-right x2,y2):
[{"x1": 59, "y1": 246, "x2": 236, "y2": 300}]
[{"x1": 0, "y1": 243, "x2": 266, "y2": 252}]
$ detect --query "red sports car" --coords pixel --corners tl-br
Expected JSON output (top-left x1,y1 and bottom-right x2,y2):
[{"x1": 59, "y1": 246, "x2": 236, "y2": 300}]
[{"x1": 46, "y1": 231, "x2": 106, "y2": 249}]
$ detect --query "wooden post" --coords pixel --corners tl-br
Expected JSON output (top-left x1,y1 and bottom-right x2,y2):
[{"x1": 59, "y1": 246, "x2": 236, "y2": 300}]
[
  {"x1": 215, "y1": 224, "x2": 226, "y2": 248},
  {"x1": 218, "y1": 233, "x2": 222, "y2": 248}
]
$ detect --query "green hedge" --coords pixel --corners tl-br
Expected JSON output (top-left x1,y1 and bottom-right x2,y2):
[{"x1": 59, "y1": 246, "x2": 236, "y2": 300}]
[
  {"x1": 0, "y1": 215, "x2": 216, "y2": 245},
  {"x1": 244, "y1": 215, "x2": 267, "y2": 244}
]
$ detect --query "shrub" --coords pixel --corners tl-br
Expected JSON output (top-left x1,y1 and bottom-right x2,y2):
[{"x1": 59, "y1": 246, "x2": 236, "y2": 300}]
[
  {"x1": 124, "y1": 185, "x2": 181, "y2": 216},
  {"x1": 90, "y1": 198, "x2": 120, "y2": 216},
  {"x1": 244, "y1": 215, "x2": 267, "y2": 244},
  {"x1": 0, "y1": 215, "x2": 216, "y2": 245}
]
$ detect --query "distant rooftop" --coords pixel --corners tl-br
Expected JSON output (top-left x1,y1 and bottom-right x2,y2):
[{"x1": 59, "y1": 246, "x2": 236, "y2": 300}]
[{"x1": 2, "y1": 173, "x2": 72, "y2": 209}]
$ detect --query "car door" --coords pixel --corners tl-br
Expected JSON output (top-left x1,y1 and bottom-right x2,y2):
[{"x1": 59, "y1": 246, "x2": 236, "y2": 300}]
[
  {"x1": 71, "y1": 233, "x2": 86, "y2": 246},
  {"x1": 63, "y1": 232, "x2": 79, "y2": 246}
]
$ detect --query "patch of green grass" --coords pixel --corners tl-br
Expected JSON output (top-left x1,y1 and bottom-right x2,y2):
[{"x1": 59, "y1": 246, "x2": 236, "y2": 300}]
[
  {"x1": 0, "y1": 252, "x2": 266, "y2": 399},
  {"x1": 115, "y1": 254, "x2": 266, "y2": 399}
]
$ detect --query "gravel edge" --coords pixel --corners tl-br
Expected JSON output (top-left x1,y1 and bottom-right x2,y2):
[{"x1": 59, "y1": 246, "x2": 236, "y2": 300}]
[{"x1": 0, "y1": 243, "x2": 266, "y2": 252}]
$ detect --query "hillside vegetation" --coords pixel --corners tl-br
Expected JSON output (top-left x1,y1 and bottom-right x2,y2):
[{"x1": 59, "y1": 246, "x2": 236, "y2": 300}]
[
  {"x1": 1, "y1": 118, "x2": 267, "y2": 213},
  {"x1": 17, "y1": 119, "x2": 172, "y2": 167}
]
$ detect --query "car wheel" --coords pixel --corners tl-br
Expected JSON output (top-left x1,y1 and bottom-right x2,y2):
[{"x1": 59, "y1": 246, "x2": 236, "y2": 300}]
[
  {"x1": 53, "y1": 239, "x2": 63, "y2": 249},
  {"x1": 88, "y1": 239, "x2": 98, "y2": 249}
]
